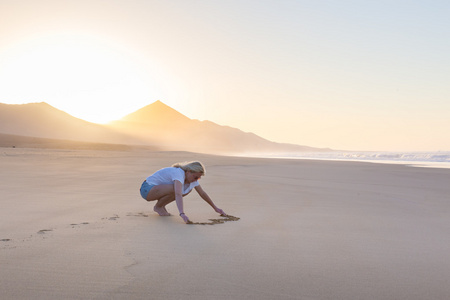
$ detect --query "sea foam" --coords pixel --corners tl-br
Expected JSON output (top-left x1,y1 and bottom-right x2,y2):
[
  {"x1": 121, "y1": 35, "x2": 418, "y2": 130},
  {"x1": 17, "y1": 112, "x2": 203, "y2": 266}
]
[{"x1": 255, "y1": 151, "x2": 450, "y2": 168}]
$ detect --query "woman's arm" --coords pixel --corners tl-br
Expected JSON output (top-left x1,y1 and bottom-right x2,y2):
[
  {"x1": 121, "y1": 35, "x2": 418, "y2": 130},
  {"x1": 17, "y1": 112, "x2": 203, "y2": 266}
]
[
  {"x1": 174, "y1": 180, "x2": 190, "y2": 223},
  {"x1": 195, "y1": 185, "x2": 226, "y2": 215}
]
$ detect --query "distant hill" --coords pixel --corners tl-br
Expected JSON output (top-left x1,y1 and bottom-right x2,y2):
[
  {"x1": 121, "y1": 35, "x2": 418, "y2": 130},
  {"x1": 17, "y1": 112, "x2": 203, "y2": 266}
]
[
  {"x1": 121, "y1": 100, "x2": 191, "y2": 124},
  {"x1": 107, "y1": 100, "x2": 329, "y2": 154},
  {"x1": 0, "y1": 102, "x2": 136, "y2": 145},
  {"x1": 0, "y1": 101, "x2": 330, "y2": 154}
]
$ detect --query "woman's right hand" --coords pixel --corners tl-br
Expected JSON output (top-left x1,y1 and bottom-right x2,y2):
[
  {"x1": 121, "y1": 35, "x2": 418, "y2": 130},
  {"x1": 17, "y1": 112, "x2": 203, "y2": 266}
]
[
  {"x1": 215, "y1": 208, "x2": 227, "y2": 216},
  {"x1": 180, "y1": 213, "x2": 191, "y2": 224}
]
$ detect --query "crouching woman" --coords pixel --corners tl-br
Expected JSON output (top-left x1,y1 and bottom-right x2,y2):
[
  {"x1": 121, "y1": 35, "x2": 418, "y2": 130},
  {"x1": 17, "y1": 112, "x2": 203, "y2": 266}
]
[{"x1": 140, "y1": 161, "x2": 226, "y2": 223}]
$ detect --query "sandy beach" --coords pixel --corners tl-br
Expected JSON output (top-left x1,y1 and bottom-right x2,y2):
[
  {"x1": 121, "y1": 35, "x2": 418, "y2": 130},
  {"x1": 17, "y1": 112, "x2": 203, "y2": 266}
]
[{"x1": 1, "y1": 147, "x2": 450, "y2": 300}]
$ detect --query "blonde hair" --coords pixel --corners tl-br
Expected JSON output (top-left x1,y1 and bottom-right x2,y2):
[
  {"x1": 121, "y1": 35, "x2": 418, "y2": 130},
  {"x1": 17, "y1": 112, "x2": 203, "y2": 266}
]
[{"x1": 172, "y1": 161, "x2": 206, "y2": 175}]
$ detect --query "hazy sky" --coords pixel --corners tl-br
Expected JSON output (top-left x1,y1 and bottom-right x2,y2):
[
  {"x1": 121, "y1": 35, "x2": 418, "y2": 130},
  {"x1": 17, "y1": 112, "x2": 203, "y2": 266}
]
[{"x1": 1, "y1": 0, "x2": 449, "y2": 151}]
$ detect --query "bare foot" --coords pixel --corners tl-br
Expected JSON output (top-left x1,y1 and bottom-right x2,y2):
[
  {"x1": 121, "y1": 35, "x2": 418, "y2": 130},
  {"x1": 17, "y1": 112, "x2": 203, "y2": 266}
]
[{"x1": 154, "y1": 206, "x2": 171, "y2": 216}]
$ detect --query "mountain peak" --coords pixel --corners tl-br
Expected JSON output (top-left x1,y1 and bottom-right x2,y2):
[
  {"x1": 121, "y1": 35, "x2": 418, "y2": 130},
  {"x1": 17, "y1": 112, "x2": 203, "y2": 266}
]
[{"x1": 120, "y1": 100, "x2": 190, "y2": 124}]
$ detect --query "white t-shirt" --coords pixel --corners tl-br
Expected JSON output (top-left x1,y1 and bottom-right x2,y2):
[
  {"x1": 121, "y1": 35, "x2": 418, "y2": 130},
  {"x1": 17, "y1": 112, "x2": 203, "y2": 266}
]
[{"x1": 146, "y1": 167, "x2": 199, "y2": 194}]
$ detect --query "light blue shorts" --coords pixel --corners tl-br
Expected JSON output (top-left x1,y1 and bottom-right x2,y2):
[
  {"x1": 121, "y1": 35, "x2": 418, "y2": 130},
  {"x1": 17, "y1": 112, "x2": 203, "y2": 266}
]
[{"x1": 140, "y1": 180, "x2": 155, "y2": 200}]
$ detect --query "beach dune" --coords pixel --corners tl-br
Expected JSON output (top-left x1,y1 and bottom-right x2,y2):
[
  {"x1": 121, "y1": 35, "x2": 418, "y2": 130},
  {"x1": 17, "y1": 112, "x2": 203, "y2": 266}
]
[{"x1": 1, "y1": 147, "x2": 450, "y2": 299}]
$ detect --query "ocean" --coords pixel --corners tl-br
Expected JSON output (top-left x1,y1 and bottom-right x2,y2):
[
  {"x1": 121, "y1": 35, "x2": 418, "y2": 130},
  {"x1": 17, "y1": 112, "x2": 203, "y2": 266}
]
[{"x1": 253, "y1": 151, "x2": 450, "y2": 169}]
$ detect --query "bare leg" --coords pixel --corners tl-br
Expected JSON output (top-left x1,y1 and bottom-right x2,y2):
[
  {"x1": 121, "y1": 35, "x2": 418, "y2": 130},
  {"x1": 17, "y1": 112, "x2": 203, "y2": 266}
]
[
  {"x1": 153, "y1": 194, "x2": 175, "y2": 216},
  {"x1": 145, "y1": 184, "x2": 176, "y2": 216}
]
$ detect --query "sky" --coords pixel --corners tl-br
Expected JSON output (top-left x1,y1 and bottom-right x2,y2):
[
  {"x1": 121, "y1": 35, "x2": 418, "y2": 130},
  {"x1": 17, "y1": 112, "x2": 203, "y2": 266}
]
[{"x1": 1, "y1": 0, "x2": 449, "y2": 151}]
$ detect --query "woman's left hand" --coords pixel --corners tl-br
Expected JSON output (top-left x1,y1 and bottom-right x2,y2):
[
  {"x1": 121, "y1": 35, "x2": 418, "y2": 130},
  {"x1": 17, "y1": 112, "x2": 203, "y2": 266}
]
[{"x1": 215, "y1": 208, "x2": 227, "y2": 216}]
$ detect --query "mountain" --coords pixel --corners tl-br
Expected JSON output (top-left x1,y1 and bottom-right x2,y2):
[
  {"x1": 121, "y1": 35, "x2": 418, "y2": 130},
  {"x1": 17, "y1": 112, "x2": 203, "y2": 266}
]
[
  {"x1": 121, "y1": 100, "x2": 191, "y2": 124},
  {"x1": 107, "y1": 101, "x2": 328, "y2": 154},
  {"x1": 0, "y1": 102, "x2": 135, "y2": 144},
  {"x1": 0, "y1": 101, "x2": 330, "y2": 154}
]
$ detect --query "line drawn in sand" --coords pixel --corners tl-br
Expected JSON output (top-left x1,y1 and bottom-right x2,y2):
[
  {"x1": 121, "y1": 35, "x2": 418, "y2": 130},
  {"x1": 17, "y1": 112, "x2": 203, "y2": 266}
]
[
  {"x1": 187, "y1": 215, "x2": 240, "y2": 225},
  {"x1": 127, "y1": 212, "x2": 240, "y2": 225}
]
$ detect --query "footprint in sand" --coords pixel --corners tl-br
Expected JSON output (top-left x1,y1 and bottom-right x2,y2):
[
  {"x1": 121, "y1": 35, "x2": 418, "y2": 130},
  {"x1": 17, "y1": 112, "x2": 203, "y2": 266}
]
[
  {"x1": 100, "y1": 215, "x2": 121, "y2": 221},
  {"x1": 126, "y1": 212, "x2": 149, "y2": 217},
  {"x1": 70, "y1": 222, "x2": 90, "y2": 228}
]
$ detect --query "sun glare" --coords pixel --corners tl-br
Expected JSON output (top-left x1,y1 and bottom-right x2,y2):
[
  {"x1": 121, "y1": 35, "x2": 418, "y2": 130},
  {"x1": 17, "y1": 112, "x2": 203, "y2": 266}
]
[{"x1": 0, "y1": 33, "x2": 153, "y2": 123}]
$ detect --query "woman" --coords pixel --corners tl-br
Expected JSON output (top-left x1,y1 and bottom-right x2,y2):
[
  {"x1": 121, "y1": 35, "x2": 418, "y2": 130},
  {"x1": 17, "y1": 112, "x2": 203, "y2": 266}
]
[{"x1": 140, "y1": 161, "x2": 226, "y2": 223}]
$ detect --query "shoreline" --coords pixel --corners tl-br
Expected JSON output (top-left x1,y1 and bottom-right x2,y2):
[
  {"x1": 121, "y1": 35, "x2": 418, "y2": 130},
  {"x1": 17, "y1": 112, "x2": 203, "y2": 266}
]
[{"x1": 238, "y1": 152, "x2": 450, "y2": 169}]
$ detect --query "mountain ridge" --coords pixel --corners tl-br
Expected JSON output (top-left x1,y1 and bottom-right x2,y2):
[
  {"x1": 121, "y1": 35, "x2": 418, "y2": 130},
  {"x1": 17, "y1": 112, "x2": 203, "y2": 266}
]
[
  {"x1": 0, "y1": 102, "x2": 136, "y2": 145},
  {"x1": 0, "y1": 101, "x2": 331, "y2": 154},
  {"x1": 120, "y1": 100, "x2": 190, "y2": 124}
]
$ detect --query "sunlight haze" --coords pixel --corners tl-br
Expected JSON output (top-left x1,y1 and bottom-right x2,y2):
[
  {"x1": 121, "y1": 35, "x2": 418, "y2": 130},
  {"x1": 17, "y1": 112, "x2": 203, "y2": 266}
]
[{"x1": 1, "y1": 0, "x2": 449, "y2": 151}]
